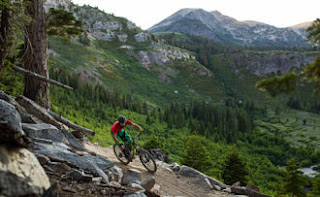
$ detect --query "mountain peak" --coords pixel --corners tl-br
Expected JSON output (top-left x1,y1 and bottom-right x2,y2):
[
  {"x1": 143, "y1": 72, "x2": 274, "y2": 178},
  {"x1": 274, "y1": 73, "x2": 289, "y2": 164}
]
[
  {"x1": 148, "y1": 8, "x2": 309, "y2": 48},
  {"x1": 290, "y1": 21, "x2": 313, "y2": 29}
]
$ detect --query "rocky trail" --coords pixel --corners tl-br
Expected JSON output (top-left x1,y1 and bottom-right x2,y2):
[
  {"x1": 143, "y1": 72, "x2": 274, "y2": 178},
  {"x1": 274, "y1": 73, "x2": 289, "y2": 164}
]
[{"x1": 85, "y1": 143, "x2": 230, "y2": 197}]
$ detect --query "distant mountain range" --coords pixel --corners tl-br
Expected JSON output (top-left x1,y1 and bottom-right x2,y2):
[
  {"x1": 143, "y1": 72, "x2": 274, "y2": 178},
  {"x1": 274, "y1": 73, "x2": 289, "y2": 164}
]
[{"x1": 148, "y1": 8, "x2": 312, "y2": 48}]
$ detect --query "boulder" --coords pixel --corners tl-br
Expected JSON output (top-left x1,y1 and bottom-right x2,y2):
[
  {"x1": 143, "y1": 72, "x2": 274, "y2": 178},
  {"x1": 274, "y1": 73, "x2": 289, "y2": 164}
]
[
  {"x1": 0, "y1": 144, "x2": 50, "y2": 196},
  {"x1": 207, "y1": 176, "x2": 227, "y2": 189},
  {"x1": 0, "y1": 91, "x2": 26, "y2": 114},
  {"x1": 109, "y1": 165, "x2": 123, "y2": 182},
  {"x1": 22, "y1": 123, "x2": 69, "y2": 144},
  {"x1": 178, "y1": 166, "x2": 213, "y2": 190},
  {"x1": 67, "y1": 168, "x2": 93, "y2": 183},
  {"x1": 0, "y1": 99, "x2": 28, "y2": 147},
  {"x1": 178, "y1": 165, "x2": 204, "y2": 177},
  {"x1": 141, "y1": 176, "x2": 156, "y2": 191},
  {"x1": 22, "y1": 123, "x2": 86, "y2": 151},
  {"x1": 33, "y1": 141, "x2": 114, "y2": 177},
  {"x1": 169, "y1": 162, "x2": 180, "y2": 171},
  {"x1": 61, "y1": 128, "x2": 86, "y2": 151},
  {"x1": 0, "y1": 92, "x2": 41, "y2": 124},
  {"x1": 231, "y1": 186, "x2": 271, "y2": 197},
  {"x1": 149, "y1": 148, "x2": 170, "y2": 163},
  {"x1": 91, "y1": 162, "x2": 110, "y2": 183},
  {"x1": 122, "y1": 169, "x2": 142, "y2": 185},
  {"x1": 128, "y1": 182, "x2": 145, "y2": 193}
]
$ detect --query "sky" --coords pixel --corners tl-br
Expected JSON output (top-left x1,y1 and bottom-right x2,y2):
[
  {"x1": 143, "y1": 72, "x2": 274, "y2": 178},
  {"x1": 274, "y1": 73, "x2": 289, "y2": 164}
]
[{"x1": 72, "y1": 0, "x2": 320, "y2": 30}]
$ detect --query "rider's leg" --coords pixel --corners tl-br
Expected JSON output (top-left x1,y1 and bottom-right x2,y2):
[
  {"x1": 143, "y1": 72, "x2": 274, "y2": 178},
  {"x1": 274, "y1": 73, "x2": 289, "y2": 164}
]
[
  {"x1": 123, "y1": 130, "x2": 133, "y2": 147},
  {"x1": 111, "y1": 132, "x2": 125, "y2": 150}
]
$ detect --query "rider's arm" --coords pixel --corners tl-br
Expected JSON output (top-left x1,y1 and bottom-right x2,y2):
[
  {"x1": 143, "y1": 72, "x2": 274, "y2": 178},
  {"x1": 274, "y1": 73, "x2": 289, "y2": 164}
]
[
  {"x1": 132, "y1": 123, "x2": 142, "y2": 131},
  {"x1": 113, "y1": 133, "x2": 122, "y2": 144}
]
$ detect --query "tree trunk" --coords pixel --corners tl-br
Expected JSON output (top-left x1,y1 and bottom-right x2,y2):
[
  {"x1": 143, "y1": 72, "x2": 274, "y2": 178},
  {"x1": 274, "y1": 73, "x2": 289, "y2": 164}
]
[
  {"x1": 0, "y1": 0, "x2": 12, "y2": 75},
  {"x1": 24, "y1": 0, "x2": 50, "y2": 109}
]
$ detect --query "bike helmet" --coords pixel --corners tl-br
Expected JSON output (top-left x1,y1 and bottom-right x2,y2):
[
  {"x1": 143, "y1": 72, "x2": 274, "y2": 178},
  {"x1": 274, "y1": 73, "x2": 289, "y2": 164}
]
[{"x1": 118, "y1": 115, "x2": 127, "y2": 124}]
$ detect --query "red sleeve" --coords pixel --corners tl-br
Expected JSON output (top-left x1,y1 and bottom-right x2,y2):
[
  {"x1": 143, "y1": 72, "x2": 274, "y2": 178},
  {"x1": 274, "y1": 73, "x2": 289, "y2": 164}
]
[
  {"x1": 111, "y1": 122, "x2": 118, "y2": 134},
  {"x1": 126, "y1": 119, "x2": 133, "y2": 125}
]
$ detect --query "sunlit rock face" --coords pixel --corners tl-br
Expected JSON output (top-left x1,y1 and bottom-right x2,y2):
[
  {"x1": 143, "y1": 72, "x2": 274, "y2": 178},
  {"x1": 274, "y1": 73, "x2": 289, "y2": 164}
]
[{"x1": 0, "y1": 145, "x2": 51, "y2": 196}]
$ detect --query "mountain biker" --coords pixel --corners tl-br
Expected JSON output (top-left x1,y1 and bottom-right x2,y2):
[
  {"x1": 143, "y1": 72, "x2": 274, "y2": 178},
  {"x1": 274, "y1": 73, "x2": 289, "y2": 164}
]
[{"x1": 111, "y1": 115, "x2": 142, "y2": 152}]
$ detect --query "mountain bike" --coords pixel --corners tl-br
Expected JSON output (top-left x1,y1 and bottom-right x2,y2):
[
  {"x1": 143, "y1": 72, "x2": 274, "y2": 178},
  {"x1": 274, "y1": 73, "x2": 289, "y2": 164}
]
[{"x1": 113, "y1": 132, "x2": 157, "y2": 173}]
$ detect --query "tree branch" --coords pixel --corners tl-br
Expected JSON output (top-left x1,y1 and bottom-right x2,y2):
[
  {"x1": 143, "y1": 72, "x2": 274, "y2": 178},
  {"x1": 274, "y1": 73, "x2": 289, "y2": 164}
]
[
  {"x1": 48, "y1": 111, "x2": 96, "y2": 136},
  {"x1": 12, "y1": 65, "x2": 73, "y2": 90}
]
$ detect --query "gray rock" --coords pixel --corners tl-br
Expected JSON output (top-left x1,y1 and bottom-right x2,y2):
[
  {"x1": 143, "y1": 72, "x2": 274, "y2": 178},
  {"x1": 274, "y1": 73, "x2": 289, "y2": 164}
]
[
  {"x1": 33, "y1": 141, "x2": 114, "y2": 176},
  {"x1": 48, "y1": 161, "x2": 72, "y2": 175},
  {"x1": 22, "y1": 123, "x2": 85, "y2": 151},
  {"x1": 20, "y1": 112, "x2": 43, "y2": 124},
  {"x1": 67, "y1": 168, "x2": 93, "y2": 183},
  {"x1": 110, "y1": 165, "x2": 123, "y2": 182},
  {"x1": 178, "y1": 166, "x2": 214, "y2": 190},
  {"x1": 0, "y1": 144, "x2": 50, "y2": 196},
  {"x1": 92, "y1": 177, "x2": 103, "y2": 185},
  {"x1": 23, "y1": 123, "x2": 69, "y2": 144},
  {"x1": 141, "y1": 176, "x2": 156, "y2": 191},
  {"x1": 0, "y1": 99, "x2": 28, "y2": 146},
  {"x1": 122, "y1": 169, "x2": 142, "y2": 185},
  {"x1": 207, "y1": 176, "x2": 227, "y2": 189},
  {"x1": 178, "y1": 165, "x2": 201, "y2": 177},
  {"x1": 36, "y1": 154, "x2": 50, "y2": 165},
  {"x1": 127, "y1": 21, "x2": 139, "y2": 30},
  {"x1": 134, "y1": 32, "x2": 150, "y2": 42},
  {"x1": 91, "y1": 162, "x2": 109, "y2": 183},
  {"x1": 0, "y1": 91, "x2": 36, "y2": 125},
  {"x1": 170, "y1": 162, "x2": 180, "y2": 172},
  {"x1": 0, "y1": 90, "x2": 16, "y2": 103},
  {"x1": 231, "y1": 186, "x2": 271, "y2": 197},
  {"x1": 61, "y1": 128, "x2": 86, "y2": 151},
  {"x1": 149, "y1": 148, "x2": 170, "y2": 163},
  {"x1": 128, "y1": 182, "x2": 145, "y2": 193},
  {"x1": 124, "y1": 193, "x2": 147, "y2": 197},
  {"x1": 107, "y1": 181, "x2": 122, "y2": 188},
  {"x1": 213, "y1": 184, "x2": 221, "y2": 191},
  {"x1": 118, "y1": 33, "x2": 128, "y2": 42}
]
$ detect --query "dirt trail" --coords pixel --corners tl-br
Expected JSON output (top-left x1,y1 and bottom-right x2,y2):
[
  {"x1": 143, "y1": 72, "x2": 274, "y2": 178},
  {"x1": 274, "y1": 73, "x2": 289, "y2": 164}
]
[{"x1": 84, "y1": 142, "x2": 231, "y2": 197}]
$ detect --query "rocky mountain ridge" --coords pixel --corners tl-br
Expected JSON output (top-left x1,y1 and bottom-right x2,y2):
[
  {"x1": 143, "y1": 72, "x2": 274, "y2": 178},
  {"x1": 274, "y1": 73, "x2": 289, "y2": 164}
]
[
  {"x1": 148, "y1": 8, "x2": 311, "y2": 48},
  {"x1": 44, "y1": 0, "x2": 195, "y2": 67},
  {"x1": 224, "y1": 51, "x2": 319, "y2": 76}
]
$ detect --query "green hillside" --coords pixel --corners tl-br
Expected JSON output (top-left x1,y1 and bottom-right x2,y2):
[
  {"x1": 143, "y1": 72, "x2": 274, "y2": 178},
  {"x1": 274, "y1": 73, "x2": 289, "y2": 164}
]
[{"x1": 1, "y1": 4, "x2": 320, "y2": 196}]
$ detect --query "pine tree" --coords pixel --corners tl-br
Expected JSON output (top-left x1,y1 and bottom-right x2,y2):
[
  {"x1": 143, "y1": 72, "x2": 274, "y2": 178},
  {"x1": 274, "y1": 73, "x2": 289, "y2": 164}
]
[
  {"x1": 280, "y1": 158, "x2": 306, "y2": 197},
  {"x1": 180, "y1": 133, "x2": 211, "y2": 172},
  {"x1": 220, "y1": 145, "x2": 248, "y2": 185},
  {"x1": 312, "y1": 174, "x2": 320, "y2": 196},
  {"x1": 143, "y1": 134, "x2": 164, "y2": 150}
]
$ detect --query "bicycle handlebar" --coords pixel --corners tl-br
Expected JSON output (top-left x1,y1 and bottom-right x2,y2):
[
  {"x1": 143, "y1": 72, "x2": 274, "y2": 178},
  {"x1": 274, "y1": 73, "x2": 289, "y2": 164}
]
[{"x1": 136, "y1": 132, "x2": 142, "y2": 138}]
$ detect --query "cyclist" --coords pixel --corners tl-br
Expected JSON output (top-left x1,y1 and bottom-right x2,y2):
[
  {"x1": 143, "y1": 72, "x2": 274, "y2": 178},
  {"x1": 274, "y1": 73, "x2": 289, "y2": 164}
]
[{"x1": 111, "y1": 115, "x2": 142, "y2": 153}]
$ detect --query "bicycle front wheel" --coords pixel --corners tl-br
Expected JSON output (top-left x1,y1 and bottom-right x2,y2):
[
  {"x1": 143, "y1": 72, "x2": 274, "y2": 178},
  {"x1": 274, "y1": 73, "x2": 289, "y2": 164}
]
[
  {"x1": 139, "y1": 149, "x2": 157, "y2": 173},
  {"x1": 113, "y1": 144, "x2": 130, "y2": 165}
]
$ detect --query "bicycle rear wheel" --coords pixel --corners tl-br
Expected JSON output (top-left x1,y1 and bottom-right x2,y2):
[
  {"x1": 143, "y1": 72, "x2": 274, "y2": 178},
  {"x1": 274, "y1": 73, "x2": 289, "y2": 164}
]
[
  {"x1": 113, "y1": 144, "x2": 130, "y2": 165},
  {"x1": 139, "y1": 149, "x2": 157, "y2": 173}
]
